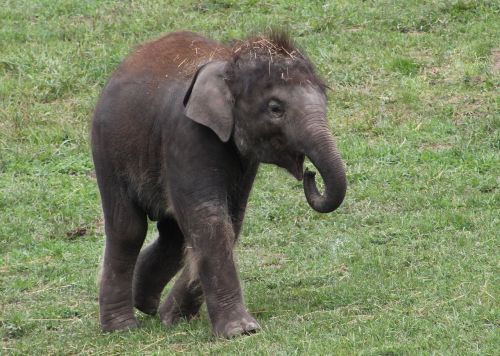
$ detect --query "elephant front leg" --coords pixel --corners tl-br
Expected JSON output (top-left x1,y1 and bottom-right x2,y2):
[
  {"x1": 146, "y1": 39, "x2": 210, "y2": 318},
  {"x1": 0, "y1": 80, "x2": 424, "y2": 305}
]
[{"x1": 189, "y1": 217, "x2": 260, "y2": 338}]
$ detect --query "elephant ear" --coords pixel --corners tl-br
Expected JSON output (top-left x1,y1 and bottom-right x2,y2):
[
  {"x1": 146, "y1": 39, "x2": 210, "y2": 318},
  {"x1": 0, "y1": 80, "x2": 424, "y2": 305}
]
[{"x1": 184, "y1": 61, "x2": 234, "y2": 142}]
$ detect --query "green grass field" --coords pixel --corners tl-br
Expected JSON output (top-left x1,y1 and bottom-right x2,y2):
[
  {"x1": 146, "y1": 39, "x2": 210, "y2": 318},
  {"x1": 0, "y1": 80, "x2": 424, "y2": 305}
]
[{"x1": 1, "y1": 0, "x2": 499, "y2": 354}]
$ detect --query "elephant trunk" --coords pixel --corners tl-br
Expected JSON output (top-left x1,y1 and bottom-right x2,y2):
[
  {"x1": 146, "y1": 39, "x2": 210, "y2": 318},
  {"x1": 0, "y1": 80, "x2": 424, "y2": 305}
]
[{"x1": 301, "y1": 120, "x2": 347, "y2": 213}]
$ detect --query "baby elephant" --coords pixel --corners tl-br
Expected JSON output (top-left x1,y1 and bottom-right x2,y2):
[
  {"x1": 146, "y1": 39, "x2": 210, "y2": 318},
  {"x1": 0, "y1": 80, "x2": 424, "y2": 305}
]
[{"x1": 91, "y1": 31, "x2": 346, "y2": 338}]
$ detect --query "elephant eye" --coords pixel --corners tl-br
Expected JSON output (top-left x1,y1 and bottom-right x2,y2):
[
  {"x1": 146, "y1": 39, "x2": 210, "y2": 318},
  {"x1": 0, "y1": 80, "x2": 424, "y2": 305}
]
[{"x1": 268, "y1": 99, "x2": 284, "y2": 118}]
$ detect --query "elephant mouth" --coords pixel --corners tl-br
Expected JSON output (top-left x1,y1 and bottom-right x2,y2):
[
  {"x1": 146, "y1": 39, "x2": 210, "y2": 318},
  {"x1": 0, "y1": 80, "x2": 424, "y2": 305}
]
[{"x1": 284, "y1": 152, "x2": 305, "y2": 181}]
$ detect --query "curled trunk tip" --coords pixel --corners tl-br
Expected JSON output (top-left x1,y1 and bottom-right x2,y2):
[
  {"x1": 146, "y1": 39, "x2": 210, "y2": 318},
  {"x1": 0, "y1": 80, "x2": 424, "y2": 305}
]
[{"x1": 303, "y1": 163, "x2": 346, "y2": 213}]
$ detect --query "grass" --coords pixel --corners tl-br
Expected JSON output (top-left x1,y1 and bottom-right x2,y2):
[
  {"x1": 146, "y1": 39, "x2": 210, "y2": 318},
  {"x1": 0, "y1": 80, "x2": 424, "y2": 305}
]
[{"x1": 1, "y1": 0, "x2": 499, "y2": 354}]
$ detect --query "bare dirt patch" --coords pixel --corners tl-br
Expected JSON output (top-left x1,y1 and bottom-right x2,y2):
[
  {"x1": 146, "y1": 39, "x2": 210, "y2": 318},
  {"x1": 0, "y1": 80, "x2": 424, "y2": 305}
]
[
  {"x1": 492, "y1": 49, "x2": 500, "y2": 74},
  {"x1": 65, "y1": 226, "x2": 88, "y2": 240}
]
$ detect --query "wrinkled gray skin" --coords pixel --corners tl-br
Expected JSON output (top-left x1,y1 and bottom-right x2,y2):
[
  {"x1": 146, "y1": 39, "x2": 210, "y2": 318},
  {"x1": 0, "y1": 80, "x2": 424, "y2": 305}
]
[{"x1": 91, "y1": 32, "x2": 346, "y2": 338}]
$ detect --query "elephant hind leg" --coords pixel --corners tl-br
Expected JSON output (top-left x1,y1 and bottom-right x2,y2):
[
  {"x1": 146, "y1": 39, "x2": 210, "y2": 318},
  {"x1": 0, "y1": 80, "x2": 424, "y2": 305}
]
[
  {"x1": 133, "y1": 217, "x2": 185, "y2": 315},
  {"x1": 99, "y1": 198, "x2": 147, "y2": 332},
  {"x1": 159, "y1": 266, "x2": 204, "y2": 326}
]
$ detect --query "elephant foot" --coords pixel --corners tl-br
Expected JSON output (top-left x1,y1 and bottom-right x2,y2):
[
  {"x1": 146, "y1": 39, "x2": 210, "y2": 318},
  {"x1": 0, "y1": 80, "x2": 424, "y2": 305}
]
[
  {"x1": 212, "y1": 307, "x2": 261, "y2": 338},
  {"x1": 159, "y1": 296, "x2": 202, "y2": 326},
  {"x1": 161, "y1": 309, "x2": 200, "y2": 326},
  {"x1": 100, "y1": 292, "x2": 140, "y2": 332},
  {"x1": 100, "y1": 311, "x2": 139, "y2": 332},
  {"x1": 134, "y1": 294, "x2": 160, "y2": 316}
]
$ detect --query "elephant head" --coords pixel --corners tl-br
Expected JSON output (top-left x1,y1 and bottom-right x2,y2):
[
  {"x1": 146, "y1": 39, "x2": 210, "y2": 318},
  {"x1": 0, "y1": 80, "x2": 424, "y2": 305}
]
[{"x1": 184, "y1": 33, "x2": 347, "y2": 213}]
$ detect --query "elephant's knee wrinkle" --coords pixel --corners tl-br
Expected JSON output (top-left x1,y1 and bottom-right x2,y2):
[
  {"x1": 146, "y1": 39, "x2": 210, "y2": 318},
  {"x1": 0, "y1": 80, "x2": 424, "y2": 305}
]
[{"x1": 189, "y1": 219, "x2": 236, "y2": 251}]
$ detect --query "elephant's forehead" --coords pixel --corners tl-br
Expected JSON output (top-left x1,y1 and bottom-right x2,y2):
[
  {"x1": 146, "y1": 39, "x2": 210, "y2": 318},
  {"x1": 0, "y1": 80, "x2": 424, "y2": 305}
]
[{"x1": 279, "y1": 85, "x2": 327, "y2": 107}]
